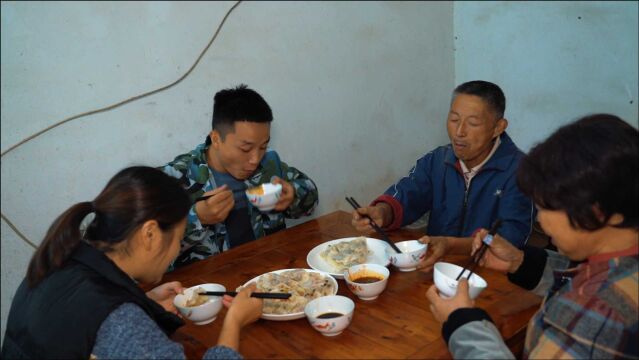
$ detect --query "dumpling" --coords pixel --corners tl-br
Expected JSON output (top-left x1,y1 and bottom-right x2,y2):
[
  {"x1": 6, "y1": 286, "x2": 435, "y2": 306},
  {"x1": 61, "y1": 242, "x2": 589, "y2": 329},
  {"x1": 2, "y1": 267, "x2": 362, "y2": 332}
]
[{"x1": 320, "y1": 237, "x2": 369, "y2": 272}]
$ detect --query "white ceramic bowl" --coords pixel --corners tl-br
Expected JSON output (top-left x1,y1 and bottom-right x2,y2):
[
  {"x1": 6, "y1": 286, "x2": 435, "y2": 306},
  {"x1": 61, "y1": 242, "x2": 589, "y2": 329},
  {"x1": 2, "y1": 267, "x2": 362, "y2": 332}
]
[
  {"x1": 433, "y1": 262, "x2": 487, "y2": 299},
  {"x1": 173, "y1": 283, "x2": 225, "y2": 325},
  {"x1": 306, "y1": 237, "x2": 391, "y2": 279},
  {"x1": 343, "y1": 263, "x2": 390, "y2": 300},
  {"x1": 245, "y1": 183, "x2": 283, "y2": 211},
  {"x1": 390, "y1": 240, "x2": 428, "y2": 272},
  {"x1": 304, "y1": 295, "x2": 355, "y2": 336}
]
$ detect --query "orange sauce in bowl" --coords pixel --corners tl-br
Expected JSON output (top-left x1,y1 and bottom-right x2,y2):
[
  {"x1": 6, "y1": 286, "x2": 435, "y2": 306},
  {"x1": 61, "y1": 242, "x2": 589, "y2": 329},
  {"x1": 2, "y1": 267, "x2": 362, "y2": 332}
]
[
  {"x1": 247, "y1": 186, "x2": 265, "y2": 195},
  {"x1": 350, "y1": 270, "x2": 384, "y2": 284}
]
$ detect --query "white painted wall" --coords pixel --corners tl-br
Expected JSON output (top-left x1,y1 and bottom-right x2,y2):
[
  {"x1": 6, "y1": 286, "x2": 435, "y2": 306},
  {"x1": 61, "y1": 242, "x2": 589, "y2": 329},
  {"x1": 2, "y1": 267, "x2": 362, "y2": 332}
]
[
  {"x1": 3, "y1": 0, "x2": 637, "y2": 346},
  {"x1": 1, "y1": 1, "x2": 454, "y2": 340},
  {"x1": 454, "y1": 1, "x2": 639, "y2": 151}
]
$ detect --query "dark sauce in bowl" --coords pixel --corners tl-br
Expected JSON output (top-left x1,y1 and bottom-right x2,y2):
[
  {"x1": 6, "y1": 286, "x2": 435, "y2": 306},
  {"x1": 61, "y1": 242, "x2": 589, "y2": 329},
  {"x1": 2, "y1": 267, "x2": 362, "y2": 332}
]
[{"x1": 316, "y1": 312, "x2": 343, "y2": 319}]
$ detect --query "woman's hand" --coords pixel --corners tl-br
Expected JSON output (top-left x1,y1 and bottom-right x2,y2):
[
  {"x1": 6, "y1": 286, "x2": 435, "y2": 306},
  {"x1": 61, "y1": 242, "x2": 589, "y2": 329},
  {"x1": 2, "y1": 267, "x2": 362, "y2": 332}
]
[
  {"x1": 471, "y1": 230, "x2": 524, "y2": 273},
  {"x1": 223, "y1": 283, "x2": 263, "y2": 329},
  {"x1": 146, "y1": 281, "x2": 183, "y2": 315},
  {"x1": 426, "y1": 279, "x2": 474, "y2": 323},
  {"x1": 217, "y1": 283, "x2": 263, "y2": 350}
]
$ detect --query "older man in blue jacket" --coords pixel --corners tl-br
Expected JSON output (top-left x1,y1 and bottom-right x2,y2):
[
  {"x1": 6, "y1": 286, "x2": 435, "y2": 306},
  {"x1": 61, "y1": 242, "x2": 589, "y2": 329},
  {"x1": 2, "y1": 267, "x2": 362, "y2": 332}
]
[{"x1": 352, "y1": 80, "x2": 534, "y2": 271}]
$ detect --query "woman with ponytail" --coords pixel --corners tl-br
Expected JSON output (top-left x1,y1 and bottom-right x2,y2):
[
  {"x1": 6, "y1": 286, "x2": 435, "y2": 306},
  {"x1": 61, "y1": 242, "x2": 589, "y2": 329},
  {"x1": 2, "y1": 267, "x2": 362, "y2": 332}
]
[{"x1": 2, "y1": 166, "x2": 262, "y2": 359}]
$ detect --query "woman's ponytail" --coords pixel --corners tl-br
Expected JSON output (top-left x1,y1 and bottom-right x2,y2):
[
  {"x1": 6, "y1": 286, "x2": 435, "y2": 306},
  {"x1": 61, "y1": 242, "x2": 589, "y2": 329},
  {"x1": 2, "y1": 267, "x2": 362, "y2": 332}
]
[{"x1": 26, "y1": 201, "x2": 94, "y2": 287}]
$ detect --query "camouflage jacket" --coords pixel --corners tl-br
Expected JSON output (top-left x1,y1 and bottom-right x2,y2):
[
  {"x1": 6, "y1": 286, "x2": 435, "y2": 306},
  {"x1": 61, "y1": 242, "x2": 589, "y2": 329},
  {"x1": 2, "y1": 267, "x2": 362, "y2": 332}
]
[{"x1": 161, "y1": 142, "x2": 318, "y2": 269}]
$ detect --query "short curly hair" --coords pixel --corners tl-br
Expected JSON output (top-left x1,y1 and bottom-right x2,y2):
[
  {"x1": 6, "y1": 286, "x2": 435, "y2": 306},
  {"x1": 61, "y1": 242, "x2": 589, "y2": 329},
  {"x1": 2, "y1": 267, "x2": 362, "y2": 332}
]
[{"x1": 517, "y1": 114, "x2": 638, "y2": 231}]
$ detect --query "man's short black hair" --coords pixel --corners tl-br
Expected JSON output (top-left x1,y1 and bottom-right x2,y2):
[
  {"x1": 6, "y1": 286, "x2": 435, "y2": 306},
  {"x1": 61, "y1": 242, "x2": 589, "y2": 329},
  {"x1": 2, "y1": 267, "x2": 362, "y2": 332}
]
[
  {"x1": 517, "y1": 114, "x2": 638, "y2": 231},
  {"x1": 209, "y1": 84, "x2": 273, "y2": 141},
  {"x1": 453, "y1": 80, "x2": 506, "y2": 119}
]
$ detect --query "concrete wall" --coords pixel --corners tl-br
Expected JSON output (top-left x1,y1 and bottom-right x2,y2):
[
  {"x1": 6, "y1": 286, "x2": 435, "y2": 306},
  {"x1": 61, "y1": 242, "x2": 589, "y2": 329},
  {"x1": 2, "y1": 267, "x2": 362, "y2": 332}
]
[
  {"x1": 3, "y1": 0, "x2": 637, "y2": 346},
  {"x1": 1, "y1": 1, "x2": 454, "y2": 340},
  {"x1": 454, "y1": 1, "x2": 639, "y2": 151}
]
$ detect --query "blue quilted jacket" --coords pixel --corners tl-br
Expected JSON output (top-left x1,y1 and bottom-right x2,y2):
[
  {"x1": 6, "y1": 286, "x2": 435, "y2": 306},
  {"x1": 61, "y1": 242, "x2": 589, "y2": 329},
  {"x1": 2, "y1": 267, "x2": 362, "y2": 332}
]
[{"x1": 373, "y1": 132, "x2": 534, "y2": 247}]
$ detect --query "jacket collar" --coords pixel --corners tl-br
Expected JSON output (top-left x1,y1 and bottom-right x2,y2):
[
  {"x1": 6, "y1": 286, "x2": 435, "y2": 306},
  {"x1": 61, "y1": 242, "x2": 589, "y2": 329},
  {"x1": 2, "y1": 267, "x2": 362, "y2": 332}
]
[
  {"x1": 71, "y1": 242, "x2": 184, "y2": 334},
  {"x1": 553, "y1": 246, "x2": 638, "y2": 297},
  {"x1": 72, "y1": 241, "x2": 144, "y2": 296},
  {"x1": 444, "y1": 132, "x2": 520, "y2": 173},
  {"x1": 587, "y1": 245, "x2": 639, "y2": 264}
]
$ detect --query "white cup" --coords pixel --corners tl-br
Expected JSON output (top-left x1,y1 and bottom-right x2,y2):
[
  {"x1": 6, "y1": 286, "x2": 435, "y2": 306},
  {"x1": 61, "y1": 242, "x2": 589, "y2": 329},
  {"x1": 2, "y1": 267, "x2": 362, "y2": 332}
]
[
  {"x1": 343, "y1": 263, "x2": 390, "y2": 300},
  {"x1": 173, "y1": 283, "x2": 225, "y2": 325},
  {"x1": 433, "y1": 262, "x2": 487, "y2": 299},
  {"x1": 390, "y1": 240, "x2": 428, "y2": 272},
  {"x1": 245, "y1": 183, "x2": 283, "y2": 211},
  {"x1": 304, "y1": 295, "x2": 355, "y2": 336}
]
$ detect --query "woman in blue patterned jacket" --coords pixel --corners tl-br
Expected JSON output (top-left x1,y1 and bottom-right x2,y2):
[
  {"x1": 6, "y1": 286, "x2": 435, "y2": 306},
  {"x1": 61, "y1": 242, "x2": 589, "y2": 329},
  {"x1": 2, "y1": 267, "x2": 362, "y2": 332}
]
[
  {"x1": 427, "y1": 114, "x2": 638, "y2": 359},
  {"x1": 2, "y1": 166, "x2": 262, "y2": 359}
]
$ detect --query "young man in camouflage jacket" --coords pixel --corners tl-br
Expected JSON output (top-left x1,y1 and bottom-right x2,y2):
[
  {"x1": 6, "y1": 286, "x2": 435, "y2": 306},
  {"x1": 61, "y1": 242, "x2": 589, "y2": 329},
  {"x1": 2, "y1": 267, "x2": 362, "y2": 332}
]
[{"x1": 162, "y1": 85, "x2": 318, "y2": 269}]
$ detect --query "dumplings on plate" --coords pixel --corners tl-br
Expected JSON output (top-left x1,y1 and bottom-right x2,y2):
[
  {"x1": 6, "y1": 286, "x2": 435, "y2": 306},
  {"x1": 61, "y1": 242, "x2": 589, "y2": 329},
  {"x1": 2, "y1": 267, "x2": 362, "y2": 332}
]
[
  {"x1": 254, "y1": 269, "x2": 335, "y2": 315},
  {"x1": 320, "y1": 237, "x2": 370, "y2": 272}
]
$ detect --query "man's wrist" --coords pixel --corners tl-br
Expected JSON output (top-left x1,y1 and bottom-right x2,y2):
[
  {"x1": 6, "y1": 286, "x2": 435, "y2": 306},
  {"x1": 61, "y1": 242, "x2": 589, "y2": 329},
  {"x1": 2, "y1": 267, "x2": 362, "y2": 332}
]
[
  {"x1": 442, "y1": 236, "x2": 451, "y2": 253},
  {"x1": 444, "y1": 236, "x2": 470, "y2": 255},
  {"x1": 370, "y1": 195, "x2": 403, "y2": 230},
  {"x1": 376, "y1": 202, "x2": 393, "y2": 228}
]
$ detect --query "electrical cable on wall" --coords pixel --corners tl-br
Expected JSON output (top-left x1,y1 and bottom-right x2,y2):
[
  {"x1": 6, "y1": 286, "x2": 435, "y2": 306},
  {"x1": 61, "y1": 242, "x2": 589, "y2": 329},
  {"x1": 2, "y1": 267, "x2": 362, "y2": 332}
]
[{"x1": 1, "y1": 0, "x2": 242, "y2": 249}]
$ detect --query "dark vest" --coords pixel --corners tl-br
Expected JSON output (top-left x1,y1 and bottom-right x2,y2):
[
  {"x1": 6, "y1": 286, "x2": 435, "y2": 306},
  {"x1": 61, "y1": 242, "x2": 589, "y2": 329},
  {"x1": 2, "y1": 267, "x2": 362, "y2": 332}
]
[{"x1": 1, "y1": 242, "x2": 184, "y2": 359}]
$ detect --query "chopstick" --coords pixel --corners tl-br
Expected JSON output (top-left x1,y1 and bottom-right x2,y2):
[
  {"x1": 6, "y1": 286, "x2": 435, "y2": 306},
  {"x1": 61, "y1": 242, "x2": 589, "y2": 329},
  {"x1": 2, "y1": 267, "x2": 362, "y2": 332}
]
[
  {"x1": 455, "y1": 219, "x2": 502, "y2": 281},
  {"x1": 195, "y1": 188, "x2": 251, "y2": 203},
  {"x1": 195, "y1": 195, "x2": 213, "y2": 203},
  {"x1": 345, "y1": 196, "x2": 402, "y2": 254},
  {"x1": 463, "y1": 244, "x2": 489, "y2": 281},
  {"x1": 203, "y1": 291, "x2": 291, "y2": 299}
]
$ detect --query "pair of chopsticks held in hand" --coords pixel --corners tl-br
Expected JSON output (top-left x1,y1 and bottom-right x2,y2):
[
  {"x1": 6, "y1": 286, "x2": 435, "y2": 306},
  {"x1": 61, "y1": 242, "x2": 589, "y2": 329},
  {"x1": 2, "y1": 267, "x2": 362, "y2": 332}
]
[
  {"x1": 455, "y1": 219, "x2": 502, "y2": 281},
  {"x1": 202, "y1": 291, "x2": 291, "y2": 299},
  {"x1": 345, "y1": 196, "x2": 402, "y2": 254}
]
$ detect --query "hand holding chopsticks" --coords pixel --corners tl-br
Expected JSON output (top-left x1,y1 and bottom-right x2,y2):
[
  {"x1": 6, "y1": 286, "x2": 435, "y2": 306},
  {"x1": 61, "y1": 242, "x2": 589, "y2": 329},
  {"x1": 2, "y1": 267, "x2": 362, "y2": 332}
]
[
  {"x1": 455, "y1": 219, "x2": 502, "y2": 281},
  {"x1": 345, "y1": 196, "x2": 402, "y2": 254},
  {"x1": 203, "y1": 291, "x2": 291, "y2": 299},
  {"x1": 191, "y1": 186, "x2": 235, "y2": 225},
  {"x1": 195, "y1": 185, "x2": 246, "y2": 203}
]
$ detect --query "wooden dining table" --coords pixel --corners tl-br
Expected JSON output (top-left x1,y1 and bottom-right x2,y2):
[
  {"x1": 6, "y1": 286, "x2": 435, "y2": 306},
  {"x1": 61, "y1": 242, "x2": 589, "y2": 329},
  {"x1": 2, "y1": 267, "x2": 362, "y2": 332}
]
[{"x1": 157, "y1": 210, "x2": 540, "y2": 359}]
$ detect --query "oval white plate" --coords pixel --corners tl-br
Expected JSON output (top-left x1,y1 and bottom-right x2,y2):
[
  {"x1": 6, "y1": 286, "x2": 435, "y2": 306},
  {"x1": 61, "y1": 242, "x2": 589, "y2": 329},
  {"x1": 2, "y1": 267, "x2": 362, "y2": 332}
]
[
  {"x1": 242, "y1": 268, "x2": 338, "y2": 321},
  {"x1": 306, "y1": 237, "x2": 391, "y2": 279}
]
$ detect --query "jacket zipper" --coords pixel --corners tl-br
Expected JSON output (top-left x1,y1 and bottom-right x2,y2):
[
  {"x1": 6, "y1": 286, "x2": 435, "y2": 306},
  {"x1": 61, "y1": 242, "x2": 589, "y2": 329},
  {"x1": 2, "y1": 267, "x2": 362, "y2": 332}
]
[
  {"x1": 454, "y1": 140, "x2": 502, "y2": 235},
  {"x1": 458, "y1": 183, "x2": 470, "y2": 236},
  {"x1": 458, "y1": 164, "x2": 493, "y2": 235}
]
